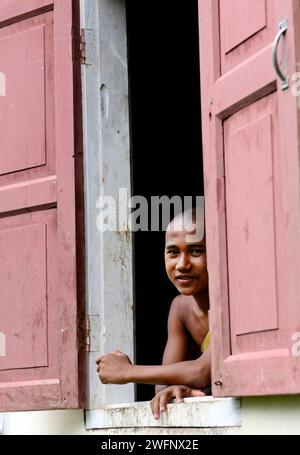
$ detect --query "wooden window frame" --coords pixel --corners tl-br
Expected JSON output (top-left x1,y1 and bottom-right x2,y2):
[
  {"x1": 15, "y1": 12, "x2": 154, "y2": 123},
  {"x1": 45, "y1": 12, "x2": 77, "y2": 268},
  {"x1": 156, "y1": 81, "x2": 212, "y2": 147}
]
[{"x1": 80, "y1": 0, "x2": 135, "y2": 410}]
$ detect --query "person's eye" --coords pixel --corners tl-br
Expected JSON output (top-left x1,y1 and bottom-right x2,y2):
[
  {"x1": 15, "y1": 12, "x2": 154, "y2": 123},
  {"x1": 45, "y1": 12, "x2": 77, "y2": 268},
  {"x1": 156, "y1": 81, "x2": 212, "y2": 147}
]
[
  {"x1": 167, "y1": 250, "x2": 178, "y2": 256},
  {"x1": 191, "y1": 248, "x2": 205, "y2": 255}
]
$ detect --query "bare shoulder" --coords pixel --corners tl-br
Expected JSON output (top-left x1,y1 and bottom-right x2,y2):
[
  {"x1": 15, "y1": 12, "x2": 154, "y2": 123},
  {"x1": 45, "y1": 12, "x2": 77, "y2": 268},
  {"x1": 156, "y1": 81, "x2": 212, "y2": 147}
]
[
  {"x1": 169, "y1": 294, "x2": 194, "y2": 320},
  {"x1": 166, "y1": 294, "x2": 194, "y2": 337}
]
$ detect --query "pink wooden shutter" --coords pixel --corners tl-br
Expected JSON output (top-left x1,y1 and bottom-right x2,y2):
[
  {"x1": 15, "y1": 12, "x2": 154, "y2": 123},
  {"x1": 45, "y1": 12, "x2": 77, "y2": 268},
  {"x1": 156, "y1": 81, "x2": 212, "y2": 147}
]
[
  {"x1": 0, "y1": 0, "x2": 85, "y2": 410},
  {"x1": 199, "y1": 0, "x2": 300, "y2": 396}
]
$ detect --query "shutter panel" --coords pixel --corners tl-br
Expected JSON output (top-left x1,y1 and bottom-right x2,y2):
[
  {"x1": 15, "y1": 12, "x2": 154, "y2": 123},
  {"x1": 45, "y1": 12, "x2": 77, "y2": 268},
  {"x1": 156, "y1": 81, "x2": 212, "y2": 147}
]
[
  {"x1": 0, "y1": 0, "x2": 85, "y2": 410},
  {"x1": 199, "y1": 0, "x2": 300, "y2": 395}
]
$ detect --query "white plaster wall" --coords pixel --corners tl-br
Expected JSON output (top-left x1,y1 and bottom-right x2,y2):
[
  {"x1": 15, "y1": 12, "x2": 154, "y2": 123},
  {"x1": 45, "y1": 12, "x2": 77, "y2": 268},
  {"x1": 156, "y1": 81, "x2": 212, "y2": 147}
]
[
  {"x1": 3, "y1": 396, "x2": 300, "y2": 435},
  {"x1": 240, "y1": 396, "x2": 300, "y2": 435},
  {"x1": 2, "y1": 410, "x2": 86, "y2": 435},
  {"x1": 2, "y1": 409, "x2": 237, "y2": 435}
]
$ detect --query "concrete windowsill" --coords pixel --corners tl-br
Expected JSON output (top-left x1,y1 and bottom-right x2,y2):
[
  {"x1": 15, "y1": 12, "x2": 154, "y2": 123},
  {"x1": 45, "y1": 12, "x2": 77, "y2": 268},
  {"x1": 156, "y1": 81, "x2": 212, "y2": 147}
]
[{"x1": 85, "y1": 396, "x2": 241, "y2": 430}]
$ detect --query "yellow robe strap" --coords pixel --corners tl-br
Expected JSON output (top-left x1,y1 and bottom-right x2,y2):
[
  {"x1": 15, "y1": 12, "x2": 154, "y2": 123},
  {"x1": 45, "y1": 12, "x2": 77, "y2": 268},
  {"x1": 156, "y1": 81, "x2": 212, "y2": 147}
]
[{"x1": 200, "y1": 331, "x2": 210, "y2": 353}]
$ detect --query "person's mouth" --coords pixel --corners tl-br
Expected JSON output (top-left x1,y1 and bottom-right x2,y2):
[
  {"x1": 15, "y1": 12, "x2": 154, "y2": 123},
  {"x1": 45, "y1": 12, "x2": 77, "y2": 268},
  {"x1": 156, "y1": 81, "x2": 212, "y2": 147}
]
[{"x1": 175, "y1": 275, "x2": 195, "y2": 284}]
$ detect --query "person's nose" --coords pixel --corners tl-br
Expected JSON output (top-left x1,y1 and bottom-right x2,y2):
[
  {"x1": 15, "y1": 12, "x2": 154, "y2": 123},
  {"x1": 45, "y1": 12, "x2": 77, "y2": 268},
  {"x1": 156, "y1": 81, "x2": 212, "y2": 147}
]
[{"x1": 176, "y1": 253, "x2": 192, "y2": 271}]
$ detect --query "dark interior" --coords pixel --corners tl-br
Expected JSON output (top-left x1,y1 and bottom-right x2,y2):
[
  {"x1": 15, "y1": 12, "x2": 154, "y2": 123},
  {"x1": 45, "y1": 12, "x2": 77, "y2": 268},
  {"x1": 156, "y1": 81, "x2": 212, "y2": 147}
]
[{"x1": 126, "y1": 0, "x2": 204, "y2": 401}]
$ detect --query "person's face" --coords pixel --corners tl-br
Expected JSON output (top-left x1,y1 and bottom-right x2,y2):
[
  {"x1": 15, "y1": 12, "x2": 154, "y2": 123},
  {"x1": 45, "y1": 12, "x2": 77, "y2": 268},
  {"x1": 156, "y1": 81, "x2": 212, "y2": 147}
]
[{"x1": 164, "y1": 226, "x2": 208, "y2": 296}]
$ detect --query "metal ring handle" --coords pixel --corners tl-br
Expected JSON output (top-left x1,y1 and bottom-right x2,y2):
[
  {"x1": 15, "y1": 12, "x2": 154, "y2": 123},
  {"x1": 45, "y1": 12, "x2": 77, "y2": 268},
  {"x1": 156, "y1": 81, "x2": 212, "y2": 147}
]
[{"x1": 272, "y1": 19, "x2": 288, "y2": 90}]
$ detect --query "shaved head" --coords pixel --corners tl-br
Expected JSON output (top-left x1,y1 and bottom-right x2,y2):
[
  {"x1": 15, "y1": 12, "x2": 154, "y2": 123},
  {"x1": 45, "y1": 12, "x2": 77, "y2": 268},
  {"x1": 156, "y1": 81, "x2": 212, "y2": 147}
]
[{"x1": 166, "y1": 207, "x2": 205, "y2": 243}]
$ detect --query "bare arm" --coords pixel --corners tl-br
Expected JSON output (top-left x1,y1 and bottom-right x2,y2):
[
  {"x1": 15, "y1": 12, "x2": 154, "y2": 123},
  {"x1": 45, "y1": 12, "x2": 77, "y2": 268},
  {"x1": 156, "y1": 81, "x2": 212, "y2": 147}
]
[
  {"x1": 151, "y1": 385, "x2": 205, "y2": 420},
  {"x1": 126, "y1": 347, "x2": 210, "y2": 389},
  {"x1": 155, "y1": 297, "x2": 189, "y2": 393},
  {"x1": 97, "y1": 346, "x2": 211, "y2": 390},
  {"x1": 96, "y1": 296, "x2": 210, "y2": 389}
]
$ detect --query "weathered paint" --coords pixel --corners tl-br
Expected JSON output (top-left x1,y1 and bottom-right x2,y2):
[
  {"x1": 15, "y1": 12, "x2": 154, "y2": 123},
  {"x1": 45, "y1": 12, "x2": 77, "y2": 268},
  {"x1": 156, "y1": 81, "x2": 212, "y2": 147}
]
[
  {"x1": 85, "y1": 397, "x2": 241, "y2": 429},
  {"x1": 0, "y1": 0, "x2": 84, "y2": 410},
  {"x1": 199, "y1": 0, "x2": 300, "y2": 396},
  {"x1": 80, "y1": 0, "x2": 134, "y2": 409}
]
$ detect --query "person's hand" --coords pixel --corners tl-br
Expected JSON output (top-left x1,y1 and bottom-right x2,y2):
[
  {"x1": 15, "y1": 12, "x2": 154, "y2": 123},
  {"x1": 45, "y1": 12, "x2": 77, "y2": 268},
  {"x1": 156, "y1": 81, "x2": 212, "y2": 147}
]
[
  {"x1": 150, "y1": 385, "x2": 205, "y2": 420},
  {"x1": 96, "y1": 350, "x2": 133, "y2": 384}
]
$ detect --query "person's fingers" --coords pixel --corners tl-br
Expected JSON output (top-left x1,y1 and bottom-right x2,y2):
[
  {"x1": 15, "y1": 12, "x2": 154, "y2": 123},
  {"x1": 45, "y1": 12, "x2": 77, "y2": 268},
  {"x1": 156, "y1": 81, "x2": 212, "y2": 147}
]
[
  {"x1": 159, "y1": 390, "x2": 172, "y2": 412},
  {"x1": 112, "y1": 350, "x2": 132, "y2": 363},
  {"x1": 189, "y1": 389, "x2": 206, "y2": 397},
  {"x1": 95, "y1": 355, "x2": 104, "y2": 364},
  {"x1": 174, "y1": 387, "x2": 184, "y2": 403},
  {"x1": 151, "y1": 395, "x2": 161, "y2": 420},
  {"x1": 97, "y1": 363, "x2": 103, "y2": 374},
  {"x1": 112, "y1": 349, "x2": 124, "y2": 356},
  {"x1": 150, "y1": 386, "x2": 201, "y2": 420},
  {"x1": 150, "y1": 398, "x2": 156, "y2": 419}
]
